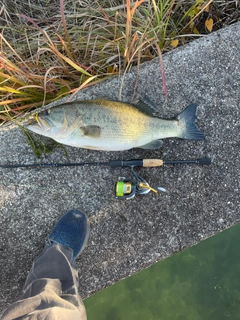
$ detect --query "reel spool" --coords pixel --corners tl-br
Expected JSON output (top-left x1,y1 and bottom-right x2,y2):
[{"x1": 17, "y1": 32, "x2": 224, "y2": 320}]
[
  {"x1": 115, "y1": 180, "x2": 136, "y2": 200},
  {"x1": 115, "y1": 179, "x2": 151, "y2": 200}
]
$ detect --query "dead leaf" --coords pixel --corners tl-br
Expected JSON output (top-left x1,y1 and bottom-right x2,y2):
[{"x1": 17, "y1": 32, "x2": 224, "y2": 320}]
[
  {"x1": 205, "y1": 18, "x2": 213, "y2": 32},
  {"x1": 171, "y1": 39, "x2": 179, "y2": 48}
]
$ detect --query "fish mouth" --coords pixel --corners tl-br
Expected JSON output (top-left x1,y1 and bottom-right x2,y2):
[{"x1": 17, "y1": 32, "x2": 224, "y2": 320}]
[{"x1": 25, "y1": 114, "x2": 51, "y2": 134}]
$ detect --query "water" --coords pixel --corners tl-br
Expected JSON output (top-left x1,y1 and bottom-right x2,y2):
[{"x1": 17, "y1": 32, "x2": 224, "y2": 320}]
[{"x1": 84, "y1": 223, "x2": 240, "y2": 320}]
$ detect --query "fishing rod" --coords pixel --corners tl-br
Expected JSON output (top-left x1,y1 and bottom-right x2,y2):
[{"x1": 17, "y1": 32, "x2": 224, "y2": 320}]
[
  {"x1": 0, "y1": 157, "x2": 211, "y2": 200},
  {"x1": 113, "y1": 157, "x2": 211, "y2": 199},
  {"x1": 0, "y1": 157, "x2": 211, "y2": 169}
]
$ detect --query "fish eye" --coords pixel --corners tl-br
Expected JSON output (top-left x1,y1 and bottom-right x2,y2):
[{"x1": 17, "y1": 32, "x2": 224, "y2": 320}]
[{"x1": 42, "y1": 109, "x2": 51, "y2": 116}]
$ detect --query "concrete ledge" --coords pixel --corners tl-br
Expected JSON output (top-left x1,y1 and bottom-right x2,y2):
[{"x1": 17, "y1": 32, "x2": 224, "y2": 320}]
[{"x1": 0, "y1": 22, "x2": 240, "y2": 314}]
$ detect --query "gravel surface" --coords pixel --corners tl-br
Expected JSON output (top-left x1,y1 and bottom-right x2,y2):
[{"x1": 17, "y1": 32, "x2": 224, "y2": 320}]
[{"x1": 0, "y1": 22, "x2": 239, "y2": 314}]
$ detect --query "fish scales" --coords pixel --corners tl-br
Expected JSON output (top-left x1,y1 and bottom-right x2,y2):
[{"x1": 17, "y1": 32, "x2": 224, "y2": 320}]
[
  {"x1": 77, "y1": 100, "x2": 151, "y2": 140},
  {"x1": 25, "y1": 99, "x2": 205, "y2": 151}
]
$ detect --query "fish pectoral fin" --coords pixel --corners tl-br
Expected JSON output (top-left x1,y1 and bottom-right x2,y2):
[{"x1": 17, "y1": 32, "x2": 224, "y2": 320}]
[
  {"x1": 79, "y1": 125, "x2": 101, "y2": 138},
  {"x1": 138, "y1": 140, "x2": 163, "y2": 149}
]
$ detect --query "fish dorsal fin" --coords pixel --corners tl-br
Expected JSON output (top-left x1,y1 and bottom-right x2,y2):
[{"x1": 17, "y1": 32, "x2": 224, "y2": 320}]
[
  {"x1": 132, "y1": 97, "x2": 160, "y2": 117},
  {"x1": 93, "y1": 96, "x2": 160, "y2": 117}
]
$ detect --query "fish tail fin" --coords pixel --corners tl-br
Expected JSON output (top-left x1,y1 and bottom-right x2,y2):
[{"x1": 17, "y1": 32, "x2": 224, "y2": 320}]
[{"x1": 177, "y1": 103, "x2": 205, "y2": 140}]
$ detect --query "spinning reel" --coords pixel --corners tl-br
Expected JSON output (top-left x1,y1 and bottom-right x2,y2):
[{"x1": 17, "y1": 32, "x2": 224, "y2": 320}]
[{"x1": 115, "y1": 166, "x2": 167, "y2": 200}]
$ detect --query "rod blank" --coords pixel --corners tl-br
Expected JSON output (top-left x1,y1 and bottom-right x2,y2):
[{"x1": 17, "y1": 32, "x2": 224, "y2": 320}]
[
  {"x1": 0, "y1": 157, "x2": 211, "y2": 169},
  {"x1": 163, "y1": 157, "x2": 211, "y2": 166}
]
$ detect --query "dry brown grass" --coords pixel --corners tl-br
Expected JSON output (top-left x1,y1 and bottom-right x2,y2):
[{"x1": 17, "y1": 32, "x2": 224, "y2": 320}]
[{"x1": 0, "y1": 0, "x2": 239, "y2": 125}]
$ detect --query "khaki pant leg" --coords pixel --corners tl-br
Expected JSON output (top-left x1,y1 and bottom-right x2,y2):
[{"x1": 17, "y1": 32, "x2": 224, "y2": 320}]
[{"x1": 1, "y1": 244, "x2": 87, "y2": 320}]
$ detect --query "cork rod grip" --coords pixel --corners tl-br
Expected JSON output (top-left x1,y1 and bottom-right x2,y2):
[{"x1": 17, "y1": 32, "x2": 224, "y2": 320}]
[{"x1": 142, "y1": 159, "x2": 164, "y2": 167}]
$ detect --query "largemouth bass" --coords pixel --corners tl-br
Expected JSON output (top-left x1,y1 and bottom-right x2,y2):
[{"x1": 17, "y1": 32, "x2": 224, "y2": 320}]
[{"x1": 26, "y1": 99, "x2": 204, "y2": 151}]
